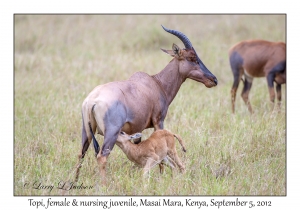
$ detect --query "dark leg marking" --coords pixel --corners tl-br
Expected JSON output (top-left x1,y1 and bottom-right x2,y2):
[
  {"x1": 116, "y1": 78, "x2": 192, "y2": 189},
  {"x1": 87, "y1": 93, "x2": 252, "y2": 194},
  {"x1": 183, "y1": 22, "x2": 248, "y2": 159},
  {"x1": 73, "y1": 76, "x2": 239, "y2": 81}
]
[
  {"x1": 268, "y1": 61, "x2": 286, "y2": 104},
  {"x1": 266, "y1": 72, "x2": 276, "y2": 103},
  {"x1": 229, "y1": 51, "x2": 244, "y2": 113},
  {"x1": 276, "y1": 84, "x2": 282, "y2": 104},
  {"x1": 101, "y1": 100, "x2": 127, "y2": 156},
  {"x1": 241, "y1": 76, "x2": 253, "y2": 113},
  {"x1": 101, "y1": 128, "x2": 119, "y2": 156}
]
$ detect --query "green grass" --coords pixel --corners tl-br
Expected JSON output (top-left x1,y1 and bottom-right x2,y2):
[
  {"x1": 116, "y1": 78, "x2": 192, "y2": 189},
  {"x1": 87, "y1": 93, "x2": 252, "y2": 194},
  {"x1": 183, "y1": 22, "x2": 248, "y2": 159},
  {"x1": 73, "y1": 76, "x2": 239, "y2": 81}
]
[{"x1": 14, "y1": 14, "x2": 286, "y2": 195}]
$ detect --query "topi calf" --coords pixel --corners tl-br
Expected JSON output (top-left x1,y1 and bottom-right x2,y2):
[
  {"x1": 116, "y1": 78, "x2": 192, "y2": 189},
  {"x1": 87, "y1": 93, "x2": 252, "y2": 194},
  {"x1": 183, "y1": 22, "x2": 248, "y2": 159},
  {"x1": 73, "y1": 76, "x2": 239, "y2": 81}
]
[{"x1": 116, "y1": 129, "x2": 186, "y2": 176}]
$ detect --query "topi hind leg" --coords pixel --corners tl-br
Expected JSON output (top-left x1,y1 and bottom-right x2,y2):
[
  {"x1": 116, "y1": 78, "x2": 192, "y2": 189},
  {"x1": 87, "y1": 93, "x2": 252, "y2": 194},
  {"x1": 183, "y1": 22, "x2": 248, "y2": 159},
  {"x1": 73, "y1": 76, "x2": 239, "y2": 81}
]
[
  {"x1": 96, "y1": 154, "x2": 108, "y2": 185},
  {"x1": 168, "y1": 151, "x2": 185, "y2": 173},
  {"x1": 97, "y1": 127, "x2": 120, "y2": 184},
  {"x1": 75, "y1": 117, "x2": 92, "y2": 182},
  {"x1": 241, "y1": 75, "x2": 253, "y2": 114},
  {"x1": 276, "y1": 83, "x2": 282, "y2": 110},
  {"x1": 267, "y1": 74, "x2": 276, "y2": 102},
  {"x1": 93, "y1": 101, "x2": 127, "y2": 184},
  {"x1": 266, "y1": 71, "x2": 276, "y2": 111},
  {"x1": 229, "y1": 51, "x2": 244, "y2": 113},
  {"x1": 231, "y1": 74, "x2": 242, "y2": 113},
  {"x1": 161, "y1": 156, "x2": 176, "y2": 176},
  {"x1": 267, "y1": 62, "x2": 285, "y2": 111},
  {"x1": 159, "y1": 163, "x2": 164, "y2": 174},
  {"x1": 159, "y1": 156, "x2": 176, "y2": 174}
]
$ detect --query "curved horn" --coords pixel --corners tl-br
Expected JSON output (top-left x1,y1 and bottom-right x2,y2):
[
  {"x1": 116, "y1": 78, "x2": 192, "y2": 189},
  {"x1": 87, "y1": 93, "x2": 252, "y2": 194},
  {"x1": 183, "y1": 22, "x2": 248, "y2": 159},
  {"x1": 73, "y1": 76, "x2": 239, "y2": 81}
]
[{"x1": 161, "y1": 25, "x2": 193, "y2": 49}]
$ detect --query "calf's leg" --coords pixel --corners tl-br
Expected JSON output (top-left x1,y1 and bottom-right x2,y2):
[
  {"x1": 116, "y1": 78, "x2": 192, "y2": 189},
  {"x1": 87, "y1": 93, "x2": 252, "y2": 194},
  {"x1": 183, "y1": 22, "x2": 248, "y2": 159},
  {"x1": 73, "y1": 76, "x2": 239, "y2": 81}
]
[
  {"x1": 168, "y1": 151, "x2": 185, "y2": 173},
  {"x1": 159, "y1": 164, "x2": 164, "y2": 174},
  {"x1": 143, "y1": 154, "x2": 160, "y2": 177}
]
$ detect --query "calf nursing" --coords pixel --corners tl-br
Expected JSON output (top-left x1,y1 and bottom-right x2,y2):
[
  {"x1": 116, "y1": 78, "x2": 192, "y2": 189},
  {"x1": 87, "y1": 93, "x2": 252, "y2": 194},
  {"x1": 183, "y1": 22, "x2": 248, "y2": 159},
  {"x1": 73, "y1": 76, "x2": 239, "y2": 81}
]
[
  {"x1": 116, "y1": 130, "x2": 186, "y2": 176},
  {"x1": 229, "y1": 40, "x2": 286, "y2": 113}
]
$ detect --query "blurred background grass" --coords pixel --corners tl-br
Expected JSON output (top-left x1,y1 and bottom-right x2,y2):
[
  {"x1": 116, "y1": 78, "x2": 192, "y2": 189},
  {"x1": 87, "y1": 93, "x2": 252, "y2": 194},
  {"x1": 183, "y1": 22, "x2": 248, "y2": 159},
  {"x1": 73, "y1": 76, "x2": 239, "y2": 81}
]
[{"x1": 14, "y1": 14, "x2": 285, "y2": 195}]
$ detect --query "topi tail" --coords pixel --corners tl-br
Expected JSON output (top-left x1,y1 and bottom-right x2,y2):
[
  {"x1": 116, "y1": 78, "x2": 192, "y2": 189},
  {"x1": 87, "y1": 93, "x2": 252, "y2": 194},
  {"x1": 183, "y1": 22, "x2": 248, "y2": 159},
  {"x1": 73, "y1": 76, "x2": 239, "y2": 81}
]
[
  {"x1": 88, "y1": 122, "x2": 100, "y2": 156},
  {"x1": 174, "y1": 134, "x2": 186, "y2": 152}
]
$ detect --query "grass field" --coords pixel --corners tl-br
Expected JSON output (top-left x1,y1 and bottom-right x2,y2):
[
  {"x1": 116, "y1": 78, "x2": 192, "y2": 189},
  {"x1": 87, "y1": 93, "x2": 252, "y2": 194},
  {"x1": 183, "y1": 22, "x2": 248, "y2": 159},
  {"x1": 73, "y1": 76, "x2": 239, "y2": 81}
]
[{"x1": 14, "y1": 15, "x2": 286, "y2": 195}]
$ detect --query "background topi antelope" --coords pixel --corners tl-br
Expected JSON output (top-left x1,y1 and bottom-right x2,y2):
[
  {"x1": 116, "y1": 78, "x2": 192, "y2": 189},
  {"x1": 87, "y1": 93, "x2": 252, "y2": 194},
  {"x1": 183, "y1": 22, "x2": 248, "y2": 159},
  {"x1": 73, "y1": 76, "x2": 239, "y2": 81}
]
[
  {"x1": 229, "y1": 40, "x2": 286, "y2": 113},
  {"x1": 75, "y1": 25, "x2": 218, "y2": 183},
  {"x1": 115, "y1": 130, "x2": 186, "y2": 176}
]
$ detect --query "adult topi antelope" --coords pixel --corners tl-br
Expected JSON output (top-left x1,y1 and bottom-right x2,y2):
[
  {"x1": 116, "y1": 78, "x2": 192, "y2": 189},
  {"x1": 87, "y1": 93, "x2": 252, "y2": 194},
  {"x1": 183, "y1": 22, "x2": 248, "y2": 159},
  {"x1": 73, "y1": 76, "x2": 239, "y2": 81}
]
[
  {"x1": 75, "y1": 25, "x2": 218, "y2": 183},
  {"x1": 229, "y1": 40, "x2": 286, "y2": 113}
]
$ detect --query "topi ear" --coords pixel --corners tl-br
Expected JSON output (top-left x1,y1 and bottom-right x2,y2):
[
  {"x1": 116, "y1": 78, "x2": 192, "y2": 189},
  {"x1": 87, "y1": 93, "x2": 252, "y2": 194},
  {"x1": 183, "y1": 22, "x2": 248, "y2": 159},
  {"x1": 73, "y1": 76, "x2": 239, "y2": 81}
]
[
  {"x1": 172, "y1": 43, "x2": 181, "y2": 56},
  {"x1": 161, "y1": 44, "x2": 182, "y2": 57},
  {"x1": 161, "y1": 48, "x2": 175, "y2": 57}
]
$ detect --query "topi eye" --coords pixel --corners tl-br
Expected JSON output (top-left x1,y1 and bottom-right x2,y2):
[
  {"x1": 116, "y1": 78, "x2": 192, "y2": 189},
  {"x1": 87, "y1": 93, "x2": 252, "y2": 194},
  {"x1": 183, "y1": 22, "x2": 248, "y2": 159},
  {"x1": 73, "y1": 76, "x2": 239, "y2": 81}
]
[{"x1": 187, "y1": 56, "x2": 198, "y2": 63}]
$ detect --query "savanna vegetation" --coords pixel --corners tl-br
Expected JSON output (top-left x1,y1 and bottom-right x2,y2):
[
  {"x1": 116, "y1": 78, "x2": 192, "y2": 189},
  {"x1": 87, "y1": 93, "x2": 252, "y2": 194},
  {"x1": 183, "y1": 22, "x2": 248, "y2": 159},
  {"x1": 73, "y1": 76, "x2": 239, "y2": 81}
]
[{"x1": 14, "y1": 15, "x2": 286, "y2": 195}]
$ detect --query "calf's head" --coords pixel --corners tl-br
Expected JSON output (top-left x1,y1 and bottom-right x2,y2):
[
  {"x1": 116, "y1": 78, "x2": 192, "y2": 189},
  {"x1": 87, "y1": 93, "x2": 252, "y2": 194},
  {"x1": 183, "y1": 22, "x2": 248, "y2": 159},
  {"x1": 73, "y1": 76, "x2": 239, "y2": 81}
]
[{"x1": 117, "y1": 131, "x2": 142, "y2": 144}]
